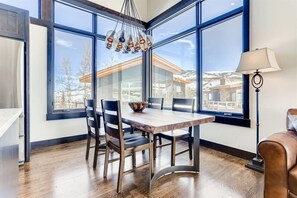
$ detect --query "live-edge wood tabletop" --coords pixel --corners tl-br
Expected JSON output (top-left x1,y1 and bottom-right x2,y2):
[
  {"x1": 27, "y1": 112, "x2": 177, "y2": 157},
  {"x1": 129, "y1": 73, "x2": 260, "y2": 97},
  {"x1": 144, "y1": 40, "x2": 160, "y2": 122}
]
[{"x1": 97, "y1": 108, "x2": 215, "y2": 134}]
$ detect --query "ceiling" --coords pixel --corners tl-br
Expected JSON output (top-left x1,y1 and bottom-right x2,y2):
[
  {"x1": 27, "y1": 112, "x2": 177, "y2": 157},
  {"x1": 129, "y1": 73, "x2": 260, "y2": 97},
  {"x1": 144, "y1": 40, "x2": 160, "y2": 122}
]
[{"x1": 88, "y1": 0, "x2": 181, "y2": 22}]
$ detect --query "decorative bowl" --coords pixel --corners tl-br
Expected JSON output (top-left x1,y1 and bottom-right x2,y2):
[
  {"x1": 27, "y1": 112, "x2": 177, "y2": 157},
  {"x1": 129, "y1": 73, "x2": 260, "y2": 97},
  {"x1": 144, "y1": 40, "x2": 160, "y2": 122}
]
[{"x1": 128, "y1": 102, "x2": 148, "y2": 112}]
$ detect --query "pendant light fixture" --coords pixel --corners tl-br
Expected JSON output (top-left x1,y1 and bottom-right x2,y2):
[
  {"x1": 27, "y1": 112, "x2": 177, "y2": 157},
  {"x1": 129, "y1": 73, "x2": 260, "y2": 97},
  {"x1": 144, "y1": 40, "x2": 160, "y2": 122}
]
[{"x1": 105, "y1": 0, "x2": 153, "y2": 54}]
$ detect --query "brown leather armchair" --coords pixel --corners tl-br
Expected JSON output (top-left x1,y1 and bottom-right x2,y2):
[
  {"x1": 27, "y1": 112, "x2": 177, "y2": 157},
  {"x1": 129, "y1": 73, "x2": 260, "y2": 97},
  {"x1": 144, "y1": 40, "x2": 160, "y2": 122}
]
[{"x1": 259, "y1": 109, "x2": 297, "y2": 198}]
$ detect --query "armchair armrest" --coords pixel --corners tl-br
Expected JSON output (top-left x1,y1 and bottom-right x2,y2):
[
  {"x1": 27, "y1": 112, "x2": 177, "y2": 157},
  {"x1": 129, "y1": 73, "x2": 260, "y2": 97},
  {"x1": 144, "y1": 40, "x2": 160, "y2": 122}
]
[{"x1": 259, "y1": 132, "x2": 297, "y2": 198}]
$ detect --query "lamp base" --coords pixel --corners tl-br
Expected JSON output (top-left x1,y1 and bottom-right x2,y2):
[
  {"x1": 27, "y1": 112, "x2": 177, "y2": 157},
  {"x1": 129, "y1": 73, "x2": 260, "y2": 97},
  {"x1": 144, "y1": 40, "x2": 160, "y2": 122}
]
[{"x1": 245, "y1": 157, "x2": 264, "y2": 173}]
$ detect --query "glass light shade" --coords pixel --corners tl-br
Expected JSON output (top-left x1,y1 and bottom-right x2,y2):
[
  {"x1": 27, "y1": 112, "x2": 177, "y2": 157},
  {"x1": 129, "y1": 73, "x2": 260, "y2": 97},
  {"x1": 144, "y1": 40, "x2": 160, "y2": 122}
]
[
  {"x1": 117, "y1": 30, "x2": 129, "y2": 43},
  {"x1": 236, "y1": 48, "x2": 281, "y2": 74},
  {"x1": 111, "y1": 39, "x2": 118, "y2": 50},
  {"x1": 116, "y1": 41, "x2": 124, "y2": 50},
  {"x1": 147, "y1": 35, "x2": 153, "y2": 46},
  {"x1": 104, "y1": 0, "x2": 153, "y2": 54},
  {"x1": 141, "y1": 43, "x2": 148, "y2": 52},
  {"x1": 106, "y1": 30, "x2": 115, "y2": 43},
  {"x1": 134, "y1": 41, "x2": 140, "y2": 52},
  {"x1": 139, "y1": 32, "x2": 146, "y2": 44},
  {"x1": 128, "y1": 35, "x2": 134, "y2": 48}
]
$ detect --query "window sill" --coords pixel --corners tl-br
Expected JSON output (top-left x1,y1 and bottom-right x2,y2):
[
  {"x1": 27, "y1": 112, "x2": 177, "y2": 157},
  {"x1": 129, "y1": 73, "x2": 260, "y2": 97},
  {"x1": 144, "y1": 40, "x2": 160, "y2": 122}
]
[
  {"x1": 46, "y1": 111, "x2": 86, "y2": 120},
  {"x1": 199, "y1": 111, "x2": 251, "y2": 128},
  {"x1": 214, "y1": 115, "x2": 250, "y2": 127}
]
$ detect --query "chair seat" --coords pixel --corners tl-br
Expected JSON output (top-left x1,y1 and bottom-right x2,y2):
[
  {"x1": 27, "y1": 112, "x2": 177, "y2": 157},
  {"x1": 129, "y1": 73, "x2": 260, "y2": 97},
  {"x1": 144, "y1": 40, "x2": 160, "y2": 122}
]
[
  {"x1": 158, "y1": 129, "x2": 190, "y2": 139},
  {"x1": 110, "y1": 134, "x2": 150, "y2": 149}
]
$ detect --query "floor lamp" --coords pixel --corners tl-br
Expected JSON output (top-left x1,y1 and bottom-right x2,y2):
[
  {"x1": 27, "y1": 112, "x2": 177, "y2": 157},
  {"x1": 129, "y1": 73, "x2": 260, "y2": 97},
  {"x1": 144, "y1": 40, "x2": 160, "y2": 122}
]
[{"x1": 236, "y1": 48, "x2": 281, "y2": 172}]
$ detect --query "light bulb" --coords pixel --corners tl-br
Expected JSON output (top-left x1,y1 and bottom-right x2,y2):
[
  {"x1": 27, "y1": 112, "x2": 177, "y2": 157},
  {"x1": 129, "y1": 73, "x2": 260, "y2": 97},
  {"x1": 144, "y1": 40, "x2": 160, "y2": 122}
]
[{"x1": 116, "y1": 41, "x2": 123, "y2": 50}]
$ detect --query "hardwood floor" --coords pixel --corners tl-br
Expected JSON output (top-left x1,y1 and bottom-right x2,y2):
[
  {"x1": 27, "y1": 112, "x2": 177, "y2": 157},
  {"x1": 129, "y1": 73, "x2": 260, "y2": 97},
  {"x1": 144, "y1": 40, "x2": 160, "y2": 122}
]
[{"x1": 19, "y1": 140, "x2": 264, "y2": 198}]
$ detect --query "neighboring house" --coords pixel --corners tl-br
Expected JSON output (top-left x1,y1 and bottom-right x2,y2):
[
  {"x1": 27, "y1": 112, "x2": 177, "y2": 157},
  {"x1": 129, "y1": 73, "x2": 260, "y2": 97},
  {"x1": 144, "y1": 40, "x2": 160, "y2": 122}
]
[
  {"x1": 79, "y1": 54, "x2": 191, "y2": 107},
  {"x1": 203, "y1": 73, "x2": 242, "y2": 112},
  {"x1": 79, "y1": 54, "x2": 242, "y2": 111}
]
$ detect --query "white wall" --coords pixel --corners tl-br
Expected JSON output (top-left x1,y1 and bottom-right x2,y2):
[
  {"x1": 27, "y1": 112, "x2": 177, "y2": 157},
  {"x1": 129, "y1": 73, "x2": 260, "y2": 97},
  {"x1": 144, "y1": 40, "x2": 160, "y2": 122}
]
[
  {"x1": 30, "y1": 0, "x2": 297, "y2": 154},
  {"x1": 29, "y1": 24, "x2": 86, "y2": 142},
  {"x1": 88, "y1": 0, "x2": 148, "y2": 22}
]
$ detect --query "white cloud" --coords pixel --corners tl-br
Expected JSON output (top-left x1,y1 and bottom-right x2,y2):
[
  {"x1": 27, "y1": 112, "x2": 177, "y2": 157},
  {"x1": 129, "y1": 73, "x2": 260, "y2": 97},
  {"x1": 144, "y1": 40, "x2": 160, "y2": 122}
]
[
  {"x1": 176, "y1": 39, "x2": 195, "y2": 50},
  {"x1": 55, "y1": 36, "x2": 76, "y2": 49}
]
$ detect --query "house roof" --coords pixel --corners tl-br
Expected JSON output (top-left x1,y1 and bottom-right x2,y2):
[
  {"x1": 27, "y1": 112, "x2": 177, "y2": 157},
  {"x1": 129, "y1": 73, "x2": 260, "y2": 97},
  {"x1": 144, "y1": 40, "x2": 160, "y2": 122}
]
[{"x1": 79, "y1": 54, "x2": 183, "y2": 83}]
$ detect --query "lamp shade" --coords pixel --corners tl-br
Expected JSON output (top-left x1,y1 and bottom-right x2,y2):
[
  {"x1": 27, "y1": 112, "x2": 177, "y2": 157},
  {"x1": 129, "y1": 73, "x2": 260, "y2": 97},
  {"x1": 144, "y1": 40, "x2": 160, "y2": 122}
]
[{"x1": 236, "y1": 48, "x2": 281, "y2": 74}]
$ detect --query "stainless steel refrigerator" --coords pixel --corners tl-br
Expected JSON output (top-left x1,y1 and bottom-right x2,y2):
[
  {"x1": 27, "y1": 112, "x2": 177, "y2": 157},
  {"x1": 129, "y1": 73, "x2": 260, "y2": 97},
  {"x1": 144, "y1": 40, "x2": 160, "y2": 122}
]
[{"x1": 0, "y1": 36, "x2": 25, "y2": 164}]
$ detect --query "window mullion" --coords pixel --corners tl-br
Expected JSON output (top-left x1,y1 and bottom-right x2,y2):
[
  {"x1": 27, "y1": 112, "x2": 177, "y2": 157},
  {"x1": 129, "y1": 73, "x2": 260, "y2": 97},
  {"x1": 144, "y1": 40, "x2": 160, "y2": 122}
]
[{"x1": 93, "y1": 14, "x2": 97, "y2": 104}]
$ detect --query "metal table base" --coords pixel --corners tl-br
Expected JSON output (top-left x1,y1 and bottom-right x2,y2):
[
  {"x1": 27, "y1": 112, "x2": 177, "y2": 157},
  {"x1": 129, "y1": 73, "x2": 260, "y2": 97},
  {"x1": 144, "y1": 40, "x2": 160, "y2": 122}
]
[{"x1": 149, "y1": 125, "x2": 200, "y2": 194}]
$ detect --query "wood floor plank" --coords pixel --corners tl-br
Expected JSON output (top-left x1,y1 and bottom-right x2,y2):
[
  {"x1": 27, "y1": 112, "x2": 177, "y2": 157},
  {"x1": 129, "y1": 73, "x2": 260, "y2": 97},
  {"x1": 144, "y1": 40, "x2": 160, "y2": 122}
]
[{"x1": 19, "y1": 140, "x2": 264, "y2": 198}]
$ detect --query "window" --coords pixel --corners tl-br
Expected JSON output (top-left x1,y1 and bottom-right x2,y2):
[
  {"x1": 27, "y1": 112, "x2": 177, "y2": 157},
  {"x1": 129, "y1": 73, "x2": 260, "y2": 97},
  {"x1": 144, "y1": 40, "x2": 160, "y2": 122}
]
[
  {"x1": 152, "y1": 33, "x2": 196, "y2": 108},
  {"x1": 96, "y1": 40, "x2": 142, "y2": 108},
  {"x1": 149, "y1": 1, "x2": 250, "y2": 126},
  {"x1": 152, "y1": 6, "x2": 196, "y2": 43},
  {"x1": 47, "y1": 0, "x2": 249, "y2": 125},
  {"x1": 201, "y1": 0, "x2": 243, "y2": 23},
  {"x1": 47, "y1": 0, "x2": 147, "y2": 119},
  {"x1": 54, "y1": 29, "x2": 93, "y2": 110},
  {"x1": 201, "y1": 15, "x2": 243, "y2": 113},
  {"x1": 0, "y1": 0, "x2": 39, "y2": 18},
  {"x1": 97, "y1": 15, "x2": 117, "y2": 36},
  {"x1": 54, "y1": 2, "x2": 93, "y2": 32}
]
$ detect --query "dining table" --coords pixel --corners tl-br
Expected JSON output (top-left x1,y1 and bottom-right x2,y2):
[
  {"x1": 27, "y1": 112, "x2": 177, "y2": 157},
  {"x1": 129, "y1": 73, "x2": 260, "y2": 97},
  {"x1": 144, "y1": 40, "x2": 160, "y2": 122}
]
[{"x1": 97, "y1": 108, "x2": 215, "y2": 193}]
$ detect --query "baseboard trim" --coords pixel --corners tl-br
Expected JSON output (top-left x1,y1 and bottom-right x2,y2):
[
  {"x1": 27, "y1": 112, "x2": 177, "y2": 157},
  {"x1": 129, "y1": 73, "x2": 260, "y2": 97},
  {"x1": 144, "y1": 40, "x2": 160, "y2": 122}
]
[
  {"x1": 31, "y1": 135, "x2": 255, "y2": 160},
  {"x1": 31, "y1": 134, "x2": 87, "y2": 149},
  {"x1": 200, "y1": 139, "x2": 255, "y2": 160}
]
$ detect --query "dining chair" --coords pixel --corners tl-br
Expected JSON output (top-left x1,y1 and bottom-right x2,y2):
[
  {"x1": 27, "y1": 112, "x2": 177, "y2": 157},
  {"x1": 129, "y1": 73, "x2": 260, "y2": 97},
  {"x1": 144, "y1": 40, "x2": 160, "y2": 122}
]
[
  {"x1": 84, "y1": 99, "x2": 106, "y2": 169},
  {"x1": 101, "y1": 100, "x2": 154, "y2": 193},
  {"x1": 146, "y1": 98, "x2": 164, "y2": 146},
  {"x1": 148, "y1": 97, "x2": 164, "y2": 110},
  {"x1": 154, "y1": 98, "x2": 195, "y2": 166}
]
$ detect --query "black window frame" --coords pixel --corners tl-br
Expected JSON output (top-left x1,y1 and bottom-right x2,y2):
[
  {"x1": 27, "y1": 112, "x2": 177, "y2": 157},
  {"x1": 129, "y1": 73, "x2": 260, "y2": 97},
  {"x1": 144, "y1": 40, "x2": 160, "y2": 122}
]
[
  {"x1": 147, "y1": 0, "x2": 250, "y2": 127},
  {"x1": 37, "y1": 0, "x2": 250, "y2": 127},
  {"x1": 46, "y1": 0, "x2": 147, "y2": 120}
]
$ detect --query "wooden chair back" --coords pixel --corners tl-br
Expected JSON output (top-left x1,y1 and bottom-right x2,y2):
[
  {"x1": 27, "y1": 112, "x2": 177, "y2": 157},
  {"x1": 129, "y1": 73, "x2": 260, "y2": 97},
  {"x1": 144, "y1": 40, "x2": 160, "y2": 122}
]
[
  {"x1": 84, "y1": 99, "x2": 100, "y2": 139},
  {"x1": 148, "y1": 98, "x2": 164, "y2": 110},
  {"x1": 101, "y1": 100, "x2": 124, "y2": 148},
  {"x1": 172, "y1": 98, "x2": 195, "y2": 113}
]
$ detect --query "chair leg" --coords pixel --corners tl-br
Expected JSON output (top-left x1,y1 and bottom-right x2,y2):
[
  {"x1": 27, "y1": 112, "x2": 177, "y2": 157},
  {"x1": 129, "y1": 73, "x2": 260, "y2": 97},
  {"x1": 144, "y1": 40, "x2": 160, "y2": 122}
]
[
  {"x1": 117, "y1": 153, "x2": 125, "y2": 193},
  {"x1": 130, "y1": 126, "x2": 134, "y2": 134},
  {"x1": 132, "y1": 151, "x2": 136, "y2": 169},
  {"x1": 171, "y1": 138, "x2": 176, "y2": 166},
  {"x1": 142, "y1": 131, "x2": 146, "y2": 154},
  {"x1": 153, "y1": 135, "x2": 157, "y2": 159},
  {"x1": 85, "y1": 134, "x2": 91, "y2": 160},
  {"x1": 188, "y1": 136, "x2": 193, "y2": 160},
  {"x1": 104, "y1": 146, "x2": 110, "y2": 178},
  {"x1": 93, "y1": 139, "x2": 100, "y2": 169},
  {"x1": 158, "y1": 135, "x2": 162, "y2": 146}
]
